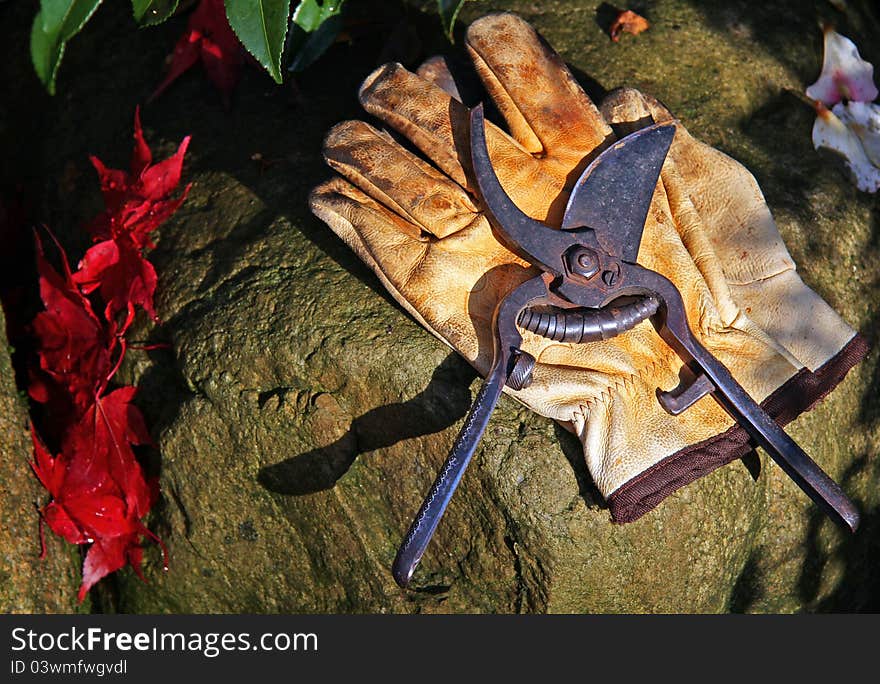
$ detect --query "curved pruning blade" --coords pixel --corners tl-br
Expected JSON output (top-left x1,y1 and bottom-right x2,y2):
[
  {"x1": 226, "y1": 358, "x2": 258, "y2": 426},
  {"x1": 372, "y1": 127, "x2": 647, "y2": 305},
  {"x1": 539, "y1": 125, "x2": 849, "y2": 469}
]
[
  {"x1": 469, "y1": 103, "x2": 585, "y2": 276},
  {"x1": 562, "y1": 123, "x2": 675, "y2": 263}
]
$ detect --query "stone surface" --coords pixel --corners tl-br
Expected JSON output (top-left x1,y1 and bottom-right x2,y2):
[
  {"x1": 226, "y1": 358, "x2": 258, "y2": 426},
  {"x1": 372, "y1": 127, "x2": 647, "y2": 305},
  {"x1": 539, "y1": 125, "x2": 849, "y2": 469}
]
[
  {"x1": 2, "y1": 0, "x2": 878, "y2": 613},
  {"x1": 0, "y1": 310, "x2": 84, "y2": 613}
]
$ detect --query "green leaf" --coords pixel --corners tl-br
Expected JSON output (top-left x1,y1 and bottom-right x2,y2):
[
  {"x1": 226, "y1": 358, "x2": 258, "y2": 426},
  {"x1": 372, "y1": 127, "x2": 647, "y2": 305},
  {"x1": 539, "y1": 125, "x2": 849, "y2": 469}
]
[
  {"x1": 30, "y1": 0, "x2": 104, "y2": 95},
  {"x1": 132, "y1": 0, "x2": 179, "y2": 26},
  {"x1": 291, "y1": 0, "x2": 343, "y2": 32},
  {"x1": 287, "y1": 0, "x2": 345, "y2": 73},
  {"x1": 438, "y1": 0, "x2": 467, "y2": 42},
  {"x1": 224, "y1": 0, "x2": 291, "y2": 84}
]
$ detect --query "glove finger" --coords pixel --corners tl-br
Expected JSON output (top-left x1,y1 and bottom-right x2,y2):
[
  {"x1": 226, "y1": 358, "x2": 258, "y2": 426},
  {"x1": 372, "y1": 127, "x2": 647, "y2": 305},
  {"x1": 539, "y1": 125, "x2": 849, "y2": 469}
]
[
  {"x1": 600, "y1": 87, "x2": 673, "y2": 125},
  {"x1": 416, "y1": 56, "x2": 462, "y2": 102},
  {"x1": 323, "y1": 120, "x2": 479, "y2": 239},
  {"x1": 359, "y1": 62, "x2": 564, "y2": 221},
  {"x1": 310, "y1": 176, "x2": 536, "y2": 372},
  {"x1": 310, "y1": 176, "x2": 429, "y2": 248},
  {"x1": 465, "y1": 12, "x2": 612, "y2": 167},
  {"x1": 599, "y1": 86, "x2": 665, "y2": 137}
]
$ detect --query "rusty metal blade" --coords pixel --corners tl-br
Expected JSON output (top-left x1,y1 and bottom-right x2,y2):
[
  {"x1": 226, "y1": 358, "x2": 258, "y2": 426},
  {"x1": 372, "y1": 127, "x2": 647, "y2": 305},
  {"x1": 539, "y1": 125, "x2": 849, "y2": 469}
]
[{"x1": 562, "y1": 123, "x2": 675, "y2": 262}]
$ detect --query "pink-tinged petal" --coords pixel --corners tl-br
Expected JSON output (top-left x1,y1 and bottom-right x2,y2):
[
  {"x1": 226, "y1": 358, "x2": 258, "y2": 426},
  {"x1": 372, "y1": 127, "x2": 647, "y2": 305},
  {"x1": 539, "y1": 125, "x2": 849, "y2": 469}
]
[
  {"x1": 813, "y1": 103, "x2": 880, "y2": 192},
  {"x1": 806, "y1": 27, "x2": 878, "y2": 105}
]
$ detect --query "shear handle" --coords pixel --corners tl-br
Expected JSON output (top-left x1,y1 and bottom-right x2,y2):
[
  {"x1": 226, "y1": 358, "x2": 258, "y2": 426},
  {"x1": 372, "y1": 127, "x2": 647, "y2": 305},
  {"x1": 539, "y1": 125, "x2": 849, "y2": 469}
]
[
  {"x1": 392, "y1": 276, "x2": 550, "y2": 587},
  {"x1": 630, "y1": 265, "x2": 860, "y2": 533}
]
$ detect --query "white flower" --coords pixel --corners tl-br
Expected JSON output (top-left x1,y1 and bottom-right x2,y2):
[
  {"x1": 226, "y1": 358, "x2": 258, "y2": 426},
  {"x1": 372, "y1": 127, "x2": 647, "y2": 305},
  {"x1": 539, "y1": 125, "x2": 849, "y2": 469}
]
[
  {"x1": 833, "y1": 100, "x2": 880, "y2": 166},
  {"x1": 807, "y1": 28, "x2": 880, "y2": 192}
]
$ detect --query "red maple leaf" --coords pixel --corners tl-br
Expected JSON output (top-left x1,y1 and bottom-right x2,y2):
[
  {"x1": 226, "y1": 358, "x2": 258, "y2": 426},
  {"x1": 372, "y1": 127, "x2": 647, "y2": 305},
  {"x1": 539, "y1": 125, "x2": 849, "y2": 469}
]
[
  {"x1": 74, "y1": 235, "x2": 159, "y2": 328},
  {"x1": 31, "y1": 387, "x2": 164, "y2": 602},
  {"x1": 86, "y1": 107, "x2": 191, "y2": 250},
  {"x1": 64, "y1": 387, "x2": 154, "y2": 518},
  {"x1": 31, "y1": 423, "x2": 146, "y2": 603},
  {"x1": 31, "y1": 430, "x2": 83, "y2": 545},
  {"x1": 150, "y1": 0, "x2": 245, "y2": 107},
  {"x1": 25, "y1": 106, "x2": 184, "y2": 603},
  {"x1": 29, "y1": 232, "x2": 116, "y2": 413},
  {"x1": 79, "y1": 107, "x2": 190, "y2": 330}
]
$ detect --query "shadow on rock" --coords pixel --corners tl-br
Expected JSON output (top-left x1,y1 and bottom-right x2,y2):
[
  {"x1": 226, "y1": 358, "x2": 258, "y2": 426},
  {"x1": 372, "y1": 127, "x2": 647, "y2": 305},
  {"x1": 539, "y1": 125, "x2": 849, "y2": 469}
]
[
  {"x1": 737, "y1": 90, "x2": 824, "y2": 217},
  {"x1": 258, "y1": 353, "x2": 476, "y2": 495},
  {"x1": 801, "y1": 272, "x2": 880, "y2": 610},
  {"x1": 857, "y1": 230, "x2": 880, "y2": 430},
  {"x1": 553, "y1": 423, "x2": 605, "y2": 509},
  {"x1": 799, "y1": 454, "x2": 880, "y2": 611},
  {"x1": 728, "y1": 552, "x2": 764, "y2": 613},
  {"x1": 130, "y1": 331, "x2": 194, "y2": 489}
]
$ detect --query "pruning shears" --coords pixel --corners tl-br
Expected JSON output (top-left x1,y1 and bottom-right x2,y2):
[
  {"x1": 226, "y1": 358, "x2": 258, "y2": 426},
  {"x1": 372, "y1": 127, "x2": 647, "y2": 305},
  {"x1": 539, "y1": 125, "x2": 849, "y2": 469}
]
[{"x1": 391, "y1": 104, "x2": 859, "y2": 588}]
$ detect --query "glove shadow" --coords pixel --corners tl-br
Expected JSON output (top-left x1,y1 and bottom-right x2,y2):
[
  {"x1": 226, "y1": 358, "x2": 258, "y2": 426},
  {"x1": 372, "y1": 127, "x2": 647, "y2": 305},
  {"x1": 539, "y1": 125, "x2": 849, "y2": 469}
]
[{"x1": 553, "y1": 422, "x2": 605, "y2": 510}]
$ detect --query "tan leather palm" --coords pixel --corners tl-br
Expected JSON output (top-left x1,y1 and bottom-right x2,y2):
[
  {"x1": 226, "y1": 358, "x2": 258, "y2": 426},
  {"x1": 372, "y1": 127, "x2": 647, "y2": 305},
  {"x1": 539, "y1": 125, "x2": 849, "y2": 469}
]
[{"x1": 310, "y1": 12, "x2": 861, "y2": 520}]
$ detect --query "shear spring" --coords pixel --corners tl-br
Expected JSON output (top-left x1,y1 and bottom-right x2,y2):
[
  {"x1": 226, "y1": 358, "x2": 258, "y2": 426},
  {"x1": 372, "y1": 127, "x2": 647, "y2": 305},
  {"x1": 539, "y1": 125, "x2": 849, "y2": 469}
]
[{"x1": 517, "y1": 296, "x2": 660, "y2": 343}]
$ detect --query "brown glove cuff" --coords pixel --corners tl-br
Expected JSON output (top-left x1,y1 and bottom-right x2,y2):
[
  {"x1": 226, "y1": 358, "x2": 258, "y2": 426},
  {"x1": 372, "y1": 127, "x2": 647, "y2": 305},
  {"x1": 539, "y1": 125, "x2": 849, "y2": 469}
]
[{"x1": 607, "y1": 333, "x2": 870, "y2": 523}]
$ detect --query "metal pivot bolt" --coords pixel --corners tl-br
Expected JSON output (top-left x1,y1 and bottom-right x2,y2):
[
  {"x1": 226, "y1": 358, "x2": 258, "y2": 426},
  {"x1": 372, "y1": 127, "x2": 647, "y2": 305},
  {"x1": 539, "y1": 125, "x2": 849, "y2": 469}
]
[{"x1": 567, "y1": 247, "x2": 600, "y2": 279}]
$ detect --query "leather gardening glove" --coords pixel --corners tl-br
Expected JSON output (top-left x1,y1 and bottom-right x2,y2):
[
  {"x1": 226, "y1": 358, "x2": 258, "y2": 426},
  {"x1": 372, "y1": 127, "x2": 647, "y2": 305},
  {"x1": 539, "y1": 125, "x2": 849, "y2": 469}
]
[{"x1": 309, "y1": 12, "x2": 866, "y2": 522}]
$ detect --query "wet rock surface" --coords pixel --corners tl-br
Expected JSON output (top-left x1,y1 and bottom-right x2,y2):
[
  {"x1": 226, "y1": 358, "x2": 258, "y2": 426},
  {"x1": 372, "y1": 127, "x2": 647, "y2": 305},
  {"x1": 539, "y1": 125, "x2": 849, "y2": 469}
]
[{"x1": 2, "y1": 0, "x2": 878, "y2": 612}]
